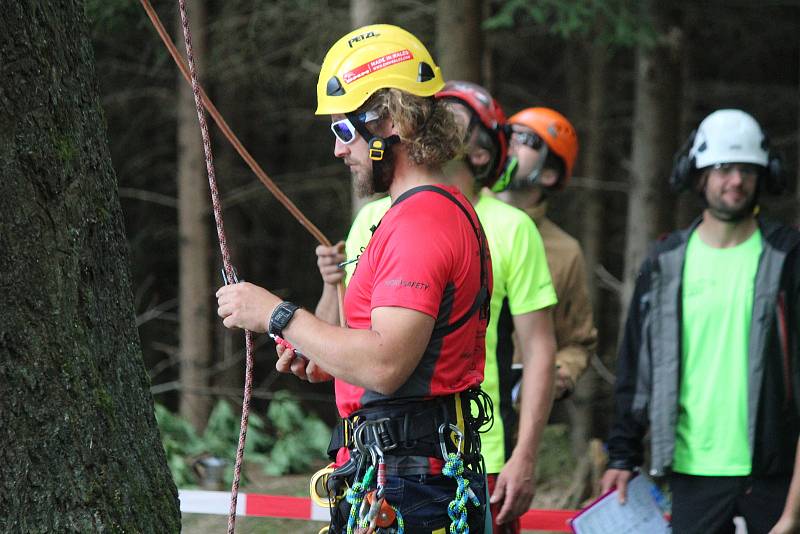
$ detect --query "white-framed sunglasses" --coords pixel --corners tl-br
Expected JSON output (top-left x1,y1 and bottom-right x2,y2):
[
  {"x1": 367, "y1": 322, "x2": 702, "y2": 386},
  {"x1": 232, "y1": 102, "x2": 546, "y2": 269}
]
[{"x1": 330, "y1": 109, "x2": 381, "y2": 144}]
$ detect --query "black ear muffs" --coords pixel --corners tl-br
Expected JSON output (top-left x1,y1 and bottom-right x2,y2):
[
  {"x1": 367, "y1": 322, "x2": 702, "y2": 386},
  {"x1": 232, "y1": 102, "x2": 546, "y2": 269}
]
[
  {"x1": 669, "y1": 129, "x2": 697, "y2": 193},
  {"x1": 765, "y1": 153, "x2": 785, "y2": 194},
  {"x1": 761, "y1": 135, "x2": 786, "y2": 195}
]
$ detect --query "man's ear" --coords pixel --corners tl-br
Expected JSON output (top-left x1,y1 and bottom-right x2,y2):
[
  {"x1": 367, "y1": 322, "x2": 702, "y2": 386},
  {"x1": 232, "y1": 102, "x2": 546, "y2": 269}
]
[
  {"x1": 540, "y1": 168, "x2": 559, "y2": 188},
  {"x1": 470, "y1": 147, "x2": 491, "y2": 167},
  {"x1": 385, "y1": 117, "x2": 398, "y2": 137}
]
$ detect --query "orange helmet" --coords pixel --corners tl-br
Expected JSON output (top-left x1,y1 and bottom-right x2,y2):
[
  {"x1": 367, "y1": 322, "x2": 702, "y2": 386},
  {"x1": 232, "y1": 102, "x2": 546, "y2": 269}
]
[{"x1": 508, "y1": 107, "x2": 578, "y2": 187}]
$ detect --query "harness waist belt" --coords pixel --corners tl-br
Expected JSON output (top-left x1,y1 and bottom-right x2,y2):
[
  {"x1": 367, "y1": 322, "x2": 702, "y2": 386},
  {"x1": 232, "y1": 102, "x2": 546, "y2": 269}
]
[{"x1": 327, "y1": 394, "x2": 470, "y2": 460}]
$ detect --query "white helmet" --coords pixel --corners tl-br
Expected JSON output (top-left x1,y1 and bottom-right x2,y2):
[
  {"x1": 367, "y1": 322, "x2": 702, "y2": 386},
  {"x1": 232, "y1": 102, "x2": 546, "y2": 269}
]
[{"x1": 689, "y1": 109, "x2": 768, "y2": 169}]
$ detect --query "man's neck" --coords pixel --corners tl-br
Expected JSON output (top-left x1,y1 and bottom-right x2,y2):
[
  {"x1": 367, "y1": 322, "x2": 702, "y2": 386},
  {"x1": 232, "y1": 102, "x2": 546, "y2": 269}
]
[
  {"x1": 443, "y1": 160, "x2": 479, "y2": 204},
  {"x1": 497, "y1": 185, "x2": 544, "y2": 212},
  {"x1": 696, "y1": 211, "x2": 758, "y2": 248},
  {"x1": 388, "y1": 149, "x2": 445, "y2": 201}
]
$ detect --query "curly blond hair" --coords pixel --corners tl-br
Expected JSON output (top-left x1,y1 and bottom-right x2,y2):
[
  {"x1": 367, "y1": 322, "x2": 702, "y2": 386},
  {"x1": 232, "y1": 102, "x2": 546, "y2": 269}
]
[{"x1": 361, "y1": 89, "x2": 465, "y2": 168}]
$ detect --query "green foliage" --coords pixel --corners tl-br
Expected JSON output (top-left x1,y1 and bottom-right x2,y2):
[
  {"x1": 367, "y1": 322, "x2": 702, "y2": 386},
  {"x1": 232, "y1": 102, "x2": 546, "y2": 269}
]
[
  {"x1": 262, "y1": 390, "x2": 331, "y2": 476},
  {"x1": 485, "y1": 0, "x2": 653, "y2": 48},
  {"x1": 85, "y1": 0, "x2": 144, "y2": 34},
  {"x1": 155, "y1": 392, "x2": 330, "y2": 488}
]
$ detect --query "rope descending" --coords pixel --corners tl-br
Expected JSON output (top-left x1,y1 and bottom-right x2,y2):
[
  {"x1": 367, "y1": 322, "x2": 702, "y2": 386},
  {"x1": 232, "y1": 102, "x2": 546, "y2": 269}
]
[
  {"x1": 175, "y1": 1, "x2": 252, "y2": 532},
  {"x1": 140, "y1": 0, "x2": 346, "y2": 327}
]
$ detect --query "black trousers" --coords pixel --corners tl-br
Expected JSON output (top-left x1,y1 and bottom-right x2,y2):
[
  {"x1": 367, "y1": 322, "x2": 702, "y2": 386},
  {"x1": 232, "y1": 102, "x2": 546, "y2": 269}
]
[{"x1": 670, "y1": 472, "x2": 791, "y2": 534}]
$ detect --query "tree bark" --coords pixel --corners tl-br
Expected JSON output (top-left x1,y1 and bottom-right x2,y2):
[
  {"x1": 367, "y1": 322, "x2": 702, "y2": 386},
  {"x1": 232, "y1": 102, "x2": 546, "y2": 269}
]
[
  {"x1": 177, "y1": 0, "x2": 213, "y2": 433},
  {"x1": 569, "y1": 35, "x2": 608, "y2": 460},
  {"x1": 621, "y1": 0, "x2": 683, "y2": 312},
  {"x1": 797, "y1": 31, "x2": 800, "y2": 226},
  {"x1": 580, "y1": 38, "x2": 606, "y2": 304},
  {"x1": 0, "y1": 2, "x2": 180, "y2": 531},
  {"x1": 436, "y1": 0, "x2": 483, "y2": 83}
]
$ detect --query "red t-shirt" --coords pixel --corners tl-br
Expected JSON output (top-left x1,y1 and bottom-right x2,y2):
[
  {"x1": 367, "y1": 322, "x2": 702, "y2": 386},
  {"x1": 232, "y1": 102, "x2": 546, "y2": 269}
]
[{"x1": 336, "y1": 185, "x2": 490, "y2": 419}]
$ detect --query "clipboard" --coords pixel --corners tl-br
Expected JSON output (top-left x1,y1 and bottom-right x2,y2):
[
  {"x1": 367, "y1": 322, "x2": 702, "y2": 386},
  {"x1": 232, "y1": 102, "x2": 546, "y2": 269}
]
[{"x1": 570, "y1": 474, "x2": 670, "y2": 533}]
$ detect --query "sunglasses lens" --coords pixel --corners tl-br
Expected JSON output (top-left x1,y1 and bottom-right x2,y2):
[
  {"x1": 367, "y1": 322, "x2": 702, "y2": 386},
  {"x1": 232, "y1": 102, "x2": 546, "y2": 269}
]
[
  {"x1": 513, "y1": 131, "x2": 543, "y2": 150},
  {"x1": 331, "y1": 120, "x2": 355, "y2": 143}
]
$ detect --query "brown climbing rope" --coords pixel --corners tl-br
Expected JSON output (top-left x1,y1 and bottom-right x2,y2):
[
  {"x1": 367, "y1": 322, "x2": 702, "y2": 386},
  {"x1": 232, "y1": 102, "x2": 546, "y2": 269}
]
[
  {"x1": 174, "y1": 2, "x2": 248, "y2": 532},
  {"x1": 140, "y1": 0, "x2": 345, "y2": 326},
  {"x1": 162, "y1": 1, "x2": 344, "y2": 532}
]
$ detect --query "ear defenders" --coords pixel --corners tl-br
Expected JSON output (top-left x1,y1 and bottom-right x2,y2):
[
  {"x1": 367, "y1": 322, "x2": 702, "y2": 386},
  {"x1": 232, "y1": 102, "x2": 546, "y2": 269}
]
[{"x1": 669, "y1": 129, "x2": 785, "y2": 194}]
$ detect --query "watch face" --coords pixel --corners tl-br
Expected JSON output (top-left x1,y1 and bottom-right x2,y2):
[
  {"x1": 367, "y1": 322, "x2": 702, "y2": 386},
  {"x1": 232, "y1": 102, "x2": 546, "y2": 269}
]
[{"x1": 270, "y1": 303, "x2": 298, "y2": 335}]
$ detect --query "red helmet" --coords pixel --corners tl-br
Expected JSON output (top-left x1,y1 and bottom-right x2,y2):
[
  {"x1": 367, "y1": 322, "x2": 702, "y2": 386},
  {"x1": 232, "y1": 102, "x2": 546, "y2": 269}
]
[
  {"x1": 508, "y1": 107, "x2": 578, "y2": 187},
  {"x1": 436, "y1": 81, "x2": 509, "y2": 189}
]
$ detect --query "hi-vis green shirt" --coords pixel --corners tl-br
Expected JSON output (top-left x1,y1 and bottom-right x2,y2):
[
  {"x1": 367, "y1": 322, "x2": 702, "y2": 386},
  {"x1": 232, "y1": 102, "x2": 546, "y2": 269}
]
[
  {"x1": 343, "y1": 193, "x2": 556, "y2": 473},
  {"x1": 674, "y1": 229, "x2": 762, "y2": 475}
]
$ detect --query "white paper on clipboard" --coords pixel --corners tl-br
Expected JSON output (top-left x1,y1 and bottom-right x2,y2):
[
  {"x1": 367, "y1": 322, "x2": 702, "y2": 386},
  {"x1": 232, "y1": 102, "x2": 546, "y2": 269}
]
[{"x1": 570, "y1": 474, "x2": 671, "y2": 534}]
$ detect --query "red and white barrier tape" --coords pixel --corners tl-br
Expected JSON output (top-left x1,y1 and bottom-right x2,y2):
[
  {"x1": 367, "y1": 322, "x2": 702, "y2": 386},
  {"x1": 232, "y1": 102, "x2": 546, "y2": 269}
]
[{"x1": 179, "y1": 490, "x2": 577, "y2": 532}]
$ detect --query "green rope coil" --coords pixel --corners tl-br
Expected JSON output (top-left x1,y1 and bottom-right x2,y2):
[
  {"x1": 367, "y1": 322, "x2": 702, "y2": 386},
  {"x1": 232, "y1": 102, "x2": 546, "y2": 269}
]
[
  {"x1": 345, "y1": 466, "x2": 375, "y2": 534},
  {"x1": 442, "y1": 453, "x2": 480, "y2": 534}
]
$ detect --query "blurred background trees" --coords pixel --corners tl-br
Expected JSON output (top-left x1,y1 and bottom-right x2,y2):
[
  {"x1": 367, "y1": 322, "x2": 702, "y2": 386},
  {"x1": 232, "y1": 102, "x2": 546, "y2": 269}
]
[{"x1": 85, "y1": 0, "x2": 800, "y2": 490}]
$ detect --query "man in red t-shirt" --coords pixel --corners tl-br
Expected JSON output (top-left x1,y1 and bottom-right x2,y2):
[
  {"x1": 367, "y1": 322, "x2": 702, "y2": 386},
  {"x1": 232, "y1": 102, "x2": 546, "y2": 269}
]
[{"x1": 216, "y1": 25, "x2": 492, "y2": 533}]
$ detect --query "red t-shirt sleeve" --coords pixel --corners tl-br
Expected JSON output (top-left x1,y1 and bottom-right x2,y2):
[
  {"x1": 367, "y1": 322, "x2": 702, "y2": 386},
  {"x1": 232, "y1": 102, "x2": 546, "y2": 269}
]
[{"x1": 367, "y1": 208, "x2": 452, "y2": 318}]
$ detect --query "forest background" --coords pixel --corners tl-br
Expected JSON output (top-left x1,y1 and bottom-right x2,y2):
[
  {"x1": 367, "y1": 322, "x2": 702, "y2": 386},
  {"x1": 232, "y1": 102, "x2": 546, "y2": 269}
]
[{"x1": 85, "y1": 0, "x2": 800, "y2": 510}]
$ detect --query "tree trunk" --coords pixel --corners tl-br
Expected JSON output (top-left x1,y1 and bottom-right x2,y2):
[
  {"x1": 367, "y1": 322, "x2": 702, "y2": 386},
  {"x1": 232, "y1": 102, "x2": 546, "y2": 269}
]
[
  {"x1": 675, "y1": 4, "x2": 700, "y2": 229},
  {"x1": 797, "y1": 32, "x2": 800, "y2": 226},
  {"x1": 569, "y1": 35, "x2": 609, "y2": 460},
  {"x1": 177, "y1": 0, "x2": 213, "y2": 433},
  {"x1": 621, "y1": 0, "x2": 683, "y2": 313},
  {"x1": 580, "y1": 38, "x2": 606, "y2": 303},
  {"x1": 0, "y1": 2, "x2": 180, "y2": 531},
  {"x1": 436, "y1": 0, "x2": 483, "y2": 83}
]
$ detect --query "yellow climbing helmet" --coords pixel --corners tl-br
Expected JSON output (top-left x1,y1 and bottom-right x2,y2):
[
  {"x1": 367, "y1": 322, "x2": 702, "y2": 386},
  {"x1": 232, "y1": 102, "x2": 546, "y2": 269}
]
[{"x1": 315, "y1": 24, "x2": 445, "y2": 115}]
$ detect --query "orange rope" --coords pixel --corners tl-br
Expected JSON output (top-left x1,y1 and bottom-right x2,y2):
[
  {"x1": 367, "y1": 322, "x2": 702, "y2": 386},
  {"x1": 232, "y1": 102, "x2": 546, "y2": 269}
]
[{"x1": 140, "y1": 0, "x2": 346, "y2": 326}]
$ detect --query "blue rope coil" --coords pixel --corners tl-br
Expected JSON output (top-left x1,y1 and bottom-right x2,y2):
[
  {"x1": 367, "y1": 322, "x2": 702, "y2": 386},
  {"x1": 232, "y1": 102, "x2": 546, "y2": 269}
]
[
  {"x1": 442, "y1": 453, "x2": 480, "y2": 534},
  {"x1": 345, "y1": 466, "x2": 374, "y2": 534}
]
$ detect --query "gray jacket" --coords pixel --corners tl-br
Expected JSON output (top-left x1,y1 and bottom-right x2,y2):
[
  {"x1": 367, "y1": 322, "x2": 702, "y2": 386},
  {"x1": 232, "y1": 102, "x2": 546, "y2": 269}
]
[{"x1": 607, "y1": 217, "x2": 800, "y2": 477}]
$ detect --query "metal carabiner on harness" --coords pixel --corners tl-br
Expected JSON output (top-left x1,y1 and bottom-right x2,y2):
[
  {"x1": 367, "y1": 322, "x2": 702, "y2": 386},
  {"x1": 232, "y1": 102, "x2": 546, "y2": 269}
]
[{"x1": 438, "y1": 423, "x2": 464, "y2": 459}]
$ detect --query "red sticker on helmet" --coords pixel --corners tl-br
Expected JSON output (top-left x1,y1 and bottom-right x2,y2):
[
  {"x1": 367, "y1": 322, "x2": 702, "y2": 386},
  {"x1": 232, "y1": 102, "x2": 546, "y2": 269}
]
[{"x1": 343, "y1": 49, "x2": 414, "y2": 84}]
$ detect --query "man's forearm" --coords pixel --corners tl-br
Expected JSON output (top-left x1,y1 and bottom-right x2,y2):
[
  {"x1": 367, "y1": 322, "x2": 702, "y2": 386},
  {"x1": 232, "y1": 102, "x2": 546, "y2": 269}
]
[
  {"x1": 513, "y1": 340, "x2": 555, "y2": 462},
  {"x1": 314, "y1": 283, "x2": 340, "y2": 325}
]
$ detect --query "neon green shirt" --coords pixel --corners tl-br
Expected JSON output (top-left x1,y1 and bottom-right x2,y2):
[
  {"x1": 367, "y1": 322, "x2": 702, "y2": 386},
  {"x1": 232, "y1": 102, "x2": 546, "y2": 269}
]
[
  {"x1": 343, "y1": 193, "x2": 557, "y2": 472},
  {"x1": 673, "y1": 228, "x2": 762, "y2": 475}
]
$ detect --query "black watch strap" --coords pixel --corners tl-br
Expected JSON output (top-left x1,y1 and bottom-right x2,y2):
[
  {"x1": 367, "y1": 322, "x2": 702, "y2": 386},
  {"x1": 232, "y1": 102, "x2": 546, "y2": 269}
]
[{"x1": 269, "y1": 301, "x2": 300, "y2": 337}]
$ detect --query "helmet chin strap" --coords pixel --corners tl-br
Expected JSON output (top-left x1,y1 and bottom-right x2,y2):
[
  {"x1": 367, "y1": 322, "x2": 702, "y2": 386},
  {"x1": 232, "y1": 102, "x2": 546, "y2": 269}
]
[
  {"x1": 490, "y1": 156, "x2": 518, "y2": 193},
  {"x1": 346, "y1": 111, "x2": 400, "y2": 193},
  {"x1": 507, "y1": 145, "x2": 548, "y2": 191}
]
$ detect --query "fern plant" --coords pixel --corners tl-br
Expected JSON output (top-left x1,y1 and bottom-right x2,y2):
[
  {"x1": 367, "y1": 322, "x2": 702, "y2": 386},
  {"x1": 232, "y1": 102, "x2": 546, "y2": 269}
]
[{"x1": 155, "y1": 391, "x2": 330, "y2": 487}]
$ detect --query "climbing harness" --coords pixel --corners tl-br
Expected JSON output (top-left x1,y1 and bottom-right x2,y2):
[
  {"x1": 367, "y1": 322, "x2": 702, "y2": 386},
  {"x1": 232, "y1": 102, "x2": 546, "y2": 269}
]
[{"x1": 321, "y1": 390, "x2": 493, "y2": 534}]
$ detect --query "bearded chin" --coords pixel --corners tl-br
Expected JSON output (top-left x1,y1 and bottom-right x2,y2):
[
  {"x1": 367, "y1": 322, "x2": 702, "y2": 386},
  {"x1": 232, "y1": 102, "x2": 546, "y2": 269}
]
[
  {"x1": 353, "y1": 169, "x2": 375, "y2": 198},
  {"x1": 708, "y1": 195, "x2": 758, "y2": 222}
]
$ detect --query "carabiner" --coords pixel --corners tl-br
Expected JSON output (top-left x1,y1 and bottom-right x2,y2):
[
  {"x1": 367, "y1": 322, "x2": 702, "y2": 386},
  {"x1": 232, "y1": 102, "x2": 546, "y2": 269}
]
[{"x1": 438, "y1": 423, "x2": 464, "y2": 459}]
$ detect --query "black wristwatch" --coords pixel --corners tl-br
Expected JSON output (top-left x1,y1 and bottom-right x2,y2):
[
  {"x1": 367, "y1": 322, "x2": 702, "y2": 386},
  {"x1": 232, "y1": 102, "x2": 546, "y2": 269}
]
[{"x1": 268, "y1": 301, "x2": 300, "y2": 337}]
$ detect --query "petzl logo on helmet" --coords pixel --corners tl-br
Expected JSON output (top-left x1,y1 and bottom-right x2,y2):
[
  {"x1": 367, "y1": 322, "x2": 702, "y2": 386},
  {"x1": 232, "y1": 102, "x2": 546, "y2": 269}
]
[
  {"x1": 347, "y1": 31, "x2": 379, "y2": 48},
  {"x1": 343, "y1": 50, "x2": 414, "y2": 84}
]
